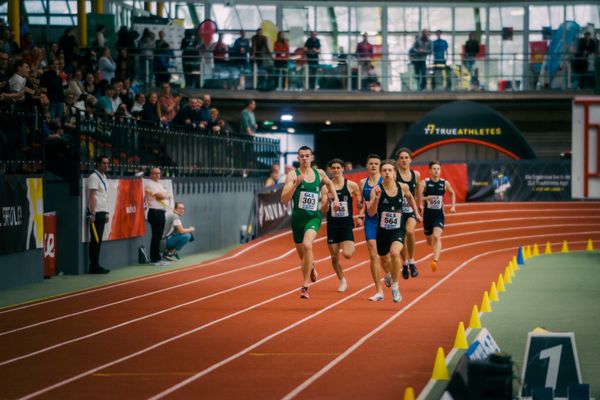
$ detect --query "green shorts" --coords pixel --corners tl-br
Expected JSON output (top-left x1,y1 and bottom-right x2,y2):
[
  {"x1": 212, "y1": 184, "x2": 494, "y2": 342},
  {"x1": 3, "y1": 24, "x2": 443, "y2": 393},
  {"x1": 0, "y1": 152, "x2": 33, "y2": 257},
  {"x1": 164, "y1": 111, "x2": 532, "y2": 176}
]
[{"x1": 291, "y1": 216, "x2": 322, "y2": 244}]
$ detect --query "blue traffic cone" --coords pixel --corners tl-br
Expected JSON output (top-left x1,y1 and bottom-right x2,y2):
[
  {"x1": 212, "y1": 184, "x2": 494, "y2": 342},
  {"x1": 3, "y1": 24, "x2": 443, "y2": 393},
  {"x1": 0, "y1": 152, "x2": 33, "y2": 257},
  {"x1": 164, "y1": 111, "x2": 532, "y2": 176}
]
[{"x1": 517, "y1": 247, "x2": 525, "y2": 265}]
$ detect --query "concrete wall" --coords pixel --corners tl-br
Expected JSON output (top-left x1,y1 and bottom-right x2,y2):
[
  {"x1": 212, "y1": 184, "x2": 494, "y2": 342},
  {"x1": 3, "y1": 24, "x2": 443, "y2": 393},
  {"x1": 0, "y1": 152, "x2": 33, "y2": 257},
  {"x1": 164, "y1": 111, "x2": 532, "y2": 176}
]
[{"x1": 0, "y1": 176, "x2": 263, "y2": 290}]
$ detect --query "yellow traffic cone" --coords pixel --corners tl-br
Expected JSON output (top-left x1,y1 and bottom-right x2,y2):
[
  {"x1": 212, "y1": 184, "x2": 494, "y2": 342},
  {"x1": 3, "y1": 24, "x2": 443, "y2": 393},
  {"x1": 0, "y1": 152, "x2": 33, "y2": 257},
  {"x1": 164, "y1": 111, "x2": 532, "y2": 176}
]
[
  {"x1": 469, "y1": 305, "x2": 481, "y2": 329},
  {"x1": 533, "y1": 243, "x2": 540, "y2": 257},
  {"x1": 489, "y1": 281, "x2": 500, "y2": 302},
  {"x1": 454, "y1": 321, "x2": 468, "y2": 349},
  {"x1": 512, "y1": 255, "x2": 519, "y2": 270},
  {"x1": 509, "y1": 262, "x2": 516, "y2": 277},
  {"x1": 545, "y1": 242, "x2": 552, "y2": 254},
  {"x1": 504, "y1": 267, "x2": 512, "y2": 284},
  {"x1": 586, "y1": 239, "x2": 594, "y2": 251},
  {"x1": 497, "y1": 273, "x2": 506, "y2": 292},
  {"x1": 526, "y1": 245, "x2": 532, "y2": 259},
  {"x1": 562, "y1": 240, "x2": 569, "y2": 253},
  {"x1": 481, "y1": 291, "x2": 492, "y2": 312},
  {"x1": 403, "y1": 387, "x2": 416, "y2": 400},
  {"x1": 432, "y1": 347, "x2": 449, "y2": 380}
]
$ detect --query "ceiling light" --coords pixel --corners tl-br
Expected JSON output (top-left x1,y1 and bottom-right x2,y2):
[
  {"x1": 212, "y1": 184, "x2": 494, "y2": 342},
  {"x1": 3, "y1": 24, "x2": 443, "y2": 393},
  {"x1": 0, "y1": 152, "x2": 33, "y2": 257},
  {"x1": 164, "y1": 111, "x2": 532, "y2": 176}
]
[
  {"x1": 325, "y1": 120, "x2": 332, "y2": 125},
  {"x1": 281, "y1": 114, "x2": 294, "y2": 122},
  {"x1": 287, "y1": 127, "x2": 295, "y2": 134}
]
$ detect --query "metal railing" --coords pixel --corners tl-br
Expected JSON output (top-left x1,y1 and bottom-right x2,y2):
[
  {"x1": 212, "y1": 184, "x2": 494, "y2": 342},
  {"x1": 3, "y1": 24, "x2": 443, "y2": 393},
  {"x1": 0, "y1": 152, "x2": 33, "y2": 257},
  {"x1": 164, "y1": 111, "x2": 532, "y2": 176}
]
[
  {"x1": 77, "y1": 113, "x2": 280, "y2": 177},
  {"x1": 125, "y1": 49, "x2": 598, "y2": 92},
  {"x1": 0, "y1": 103, "x2": 43, "y2": 174}
]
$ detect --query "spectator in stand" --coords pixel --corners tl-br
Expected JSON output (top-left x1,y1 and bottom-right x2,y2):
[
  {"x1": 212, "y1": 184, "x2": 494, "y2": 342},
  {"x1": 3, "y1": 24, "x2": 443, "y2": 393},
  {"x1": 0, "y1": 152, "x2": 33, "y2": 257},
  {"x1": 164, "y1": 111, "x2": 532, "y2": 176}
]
[
  {"x1": 97, "y1": 84, "x2": 115, "y2": 116},
  {"x1": 131, "y1": 92, "x2": 145, "y2": 119},
  {"x1": 198, "y1": 94, "x2": 211, "y2": 128},
  {"x1": 138, "y1": 29, "x2": 156, "y2": 86},
  {"x1": 142, "y1": 91, "x2": 165, "y2": 125},
  {"x1": 304, "y1": 31, "x2": 321, "y2": 89},
  {"x1": 62, "y1": 90, "x2": 78, "y2": 130},
  {"x1": 409, "y1": 30, "x2": 432, "y2": 91},
  {"x1": 67, "y1": 69, "x2": 85, "y2": 99},
  {"x1": 154, "y1": 30, "x2": 173, "y2": 85},
  {"x1": 0, "y1": 51, "x2": 10, "y2": 94},
  {"x1": 58, "y1": 27, "x2": 78, "y2": 67},
  {"x1": 240, "y1": 99, "x2": 257, "y2": 136},
  {"x1": 84, "y1": 95, "x2": 98, "y2": 115},
  {"x1": 278, "y1": 164, "x2": 293, "y2": 184},
  {"x1": 274, "y1": 31, "x2": 289, "y2": 89},
  {"x1": 110, "y1": 79, "x2": 123, "y2": 113},
  {"x1": 40, "y1": 59, "x2": 65, "y2": 119},
  {"x1": 95, "y1": 25, "x2": 106, "y2": 50},
  {"x1": 251, "y1": 28, "x2": 271, "y2": 68},
  {"x1": 207, "y1": 107, "x2": 223, "y2": 135},
  {"x1": 181, "y1": 30, "x2": 199, "y2": 88},
  {"x1": 162, "y1": 201, "x2": 195, "y2": 261},
  {"x1": 231, "y1": 29, "x2": 250, "y2": 69},
  {"x1": 212, "y1": 33, "x2": 228, "y2": 69},
  {"x1": 432, "y1": 30, "x2": 450, "y2": 90},
  {"x1": 159, "y1": 82, "x2": 181, "y2": 123},
  {"x1": 573, "y1": 31, "x2": 598, "y2": 89},
  {"x1": 6, "y1": 60, "x2": 31, "y2": 102},
  {"x1": 356, "y1": 32, "x2": 374, "y2": 73},
  {"x1": 119, "y1": 77, "x2": 136, "y2": 111},
  {"x1": 173, "y1": 96, "x2": 203, "y2": 128},
  {"x1": 116, "y1": 48, "x2": 135, "y2": 81},
  {"x1": 83, "y1": 72, "x2": 99, "y2": 96},
  {"x1": 464, "y1": 32, "x2": 479, "y2": 75},
  {"x1": 98, "y1": 47, "x2": 116, "y2": 83},
  {"x1": 265, "y1": 162, "x2": 281, "y2": 186},
  {"x1": 116, "y1": 26, "x2": 139, "y2": 52},
  {"x1": 79, "y1": 48, "x2": 98, "y2": 77}
]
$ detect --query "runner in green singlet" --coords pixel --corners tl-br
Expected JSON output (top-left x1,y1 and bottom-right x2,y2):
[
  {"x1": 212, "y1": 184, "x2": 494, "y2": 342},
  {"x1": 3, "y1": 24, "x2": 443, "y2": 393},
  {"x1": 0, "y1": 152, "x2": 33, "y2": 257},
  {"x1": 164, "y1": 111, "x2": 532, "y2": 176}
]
[{"x1": 281, "y1": 146, "x2": 340, "y2": 299}]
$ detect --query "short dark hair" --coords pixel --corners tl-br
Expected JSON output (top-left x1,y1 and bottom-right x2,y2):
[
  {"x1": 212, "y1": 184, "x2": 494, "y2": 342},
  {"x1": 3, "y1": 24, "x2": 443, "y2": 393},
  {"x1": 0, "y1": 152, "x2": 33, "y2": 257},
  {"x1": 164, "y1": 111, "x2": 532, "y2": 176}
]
[
  {"x1": 366, "y1": 154, "x2": 381, "y2": 162},
  {"x1": 96, "y1": 155, "x2": 109, "y2": 165},
  {"x1": 429, "y1": 160, "x2": 441, "y2": 168},
  {"x1": 380, "y1": 159, "x2": 396, "y2": 170},
  {"x1": 298, "y1": 146, "x2": 313, "y2": 154},
  {"x1": 174, "y1": 201, "x2": 184, "y2": 209},
  {"x1": 327, "y1": 158, "x2": 344, "y2": 168},
  {"x1": 246, "y1": 99, "x2": 255, "y2": 107},
  {"x1": 396, "y1": 147, "x2": 412, "y2": 159}
]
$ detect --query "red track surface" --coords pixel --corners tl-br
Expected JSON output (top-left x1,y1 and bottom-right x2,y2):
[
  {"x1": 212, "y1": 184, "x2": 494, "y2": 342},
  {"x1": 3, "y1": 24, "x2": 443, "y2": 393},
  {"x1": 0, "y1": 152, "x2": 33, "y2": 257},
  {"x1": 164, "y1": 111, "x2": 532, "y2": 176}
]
[{"x1": 1, "y1": 202, "x2": 599, "y2": 400}]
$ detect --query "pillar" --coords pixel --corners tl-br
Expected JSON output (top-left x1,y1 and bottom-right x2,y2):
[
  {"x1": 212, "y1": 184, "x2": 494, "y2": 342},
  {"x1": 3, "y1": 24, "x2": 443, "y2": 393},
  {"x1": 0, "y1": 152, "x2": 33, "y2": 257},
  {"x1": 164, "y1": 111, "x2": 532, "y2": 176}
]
[
  {"x1": 8, "y1": 0, "x2": 19, "y2": 46},
  {"x1": 157, "y1": 2, "x2": 164, "y2": 17},
  {"x1": 93, "y1": 0, "x2": 103, "y2": 14},
  {"x1": 145, "y1": 2, "x2": 152, "y2": 13},
  {"x1": 78, "y1": 0, "x2": 87, "y2": 47}
]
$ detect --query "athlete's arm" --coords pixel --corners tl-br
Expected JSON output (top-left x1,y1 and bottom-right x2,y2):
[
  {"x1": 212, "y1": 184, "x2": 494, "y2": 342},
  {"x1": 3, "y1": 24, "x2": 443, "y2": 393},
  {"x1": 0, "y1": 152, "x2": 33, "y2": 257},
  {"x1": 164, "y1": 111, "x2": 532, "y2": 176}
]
[
  {"x1": 445, "y1": 181, "x2": 456, "y2": 213},
  {"x1": 401, "y1": 183, "x2": 422, "y2": 222},
  {"x1": 280, "y1": 170, "x2": 300, "y2": 204},
  {"x1": 356, "y1": 179, "x2": 366, "y2": 226},
  {"x1": 319, "y1": 169, "x2": 340, "y2": 210},
  {"x1": 414, "y1": 170, "x2": 422, "y2": 209},
  {"x1": 320, "y1": 185, "x2": 330, "y2": 214},
  {"x1": 418, "y1": 180, "x2": 426, "y2": 210},
  {"x1": 367, "y1": 186, "x2": 380, "y2": 217}
]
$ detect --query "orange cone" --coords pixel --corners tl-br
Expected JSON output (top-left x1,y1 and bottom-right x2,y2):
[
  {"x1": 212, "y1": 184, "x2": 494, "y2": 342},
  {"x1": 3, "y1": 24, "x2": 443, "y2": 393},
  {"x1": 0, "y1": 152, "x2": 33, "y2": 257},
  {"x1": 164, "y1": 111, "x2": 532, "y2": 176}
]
[
  {"x1": 432, "y1": 347, "x2": 449, "y2": 380},
  {"x1": 469, "y1": 305, "x2": 481, "y2": 329},
  {"x1": 454, "y1": 321, "x2": 468, "y2": 349}
]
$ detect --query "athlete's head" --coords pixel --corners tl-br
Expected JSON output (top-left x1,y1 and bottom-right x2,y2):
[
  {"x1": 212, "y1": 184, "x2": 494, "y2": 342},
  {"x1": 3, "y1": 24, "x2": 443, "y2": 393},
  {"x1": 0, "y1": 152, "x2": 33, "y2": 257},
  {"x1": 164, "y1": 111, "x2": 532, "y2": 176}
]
[
  {"x1": 327, "y1": 158, "x2": 344, "y2": 178},
  {"x1": 297, "y1": 146, "x2": 313, "y2": 167},
  {"x1": 365, "y1": 154, "x2": 381, "y2": 174},
  {"x1": 429, "y1": 160, "x2": 441, "y2": 179},
  {"x1": 396, "y1": 148, "x2": 412, "y2": 170},
  {"x1": 380, "y1": 159, "x2": 397, "y2": 181}
]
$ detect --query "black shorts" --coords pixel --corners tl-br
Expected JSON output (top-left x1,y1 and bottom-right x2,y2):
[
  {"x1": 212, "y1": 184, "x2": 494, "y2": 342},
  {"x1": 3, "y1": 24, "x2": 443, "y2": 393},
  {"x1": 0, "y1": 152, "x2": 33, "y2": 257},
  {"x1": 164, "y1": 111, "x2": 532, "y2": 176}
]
[
  {"x1": 327, "y1": 224, "x2": 355, "y2": 244},
  {"x1": 423, "y1": 211, "x2": 445, "y2": 236},
  {"x1": 376, "y1": 227, "x2": 406, "y2": 256},
  {"x1": 402, "y1": 211, "x2": 416, "y2": 229}
]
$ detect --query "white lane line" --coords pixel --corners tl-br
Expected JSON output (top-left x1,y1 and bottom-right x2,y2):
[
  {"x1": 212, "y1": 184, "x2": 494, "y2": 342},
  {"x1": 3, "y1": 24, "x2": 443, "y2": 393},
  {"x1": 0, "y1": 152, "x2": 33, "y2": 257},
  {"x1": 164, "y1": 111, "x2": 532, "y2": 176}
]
[
  {"x1": 415, "y1": 239, "x2": 590, "y2": 400},
  {"x1": 17, "y1": 261, "x2": 370, "y2": 400},
  {"x1": 18, "y1": 230, "x2": 600, "y2": 399},
  {"x1": 281, "y1": 235, "x2": 598, "y2": 400},
  {"x1": 4, "y1": 219, "x2": 593, "y2": 337},
  {"x1": 2, "y1": 205, "x2": 596, "y2": 315}
]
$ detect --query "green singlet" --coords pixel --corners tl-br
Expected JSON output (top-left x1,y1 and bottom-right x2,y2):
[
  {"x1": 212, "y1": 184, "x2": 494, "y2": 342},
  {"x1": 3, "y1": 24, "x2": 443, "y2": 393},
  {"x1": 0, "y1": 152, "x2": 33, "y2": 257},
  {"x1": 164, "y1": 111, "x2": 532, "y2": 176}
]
[{"x1": 291, "y1": 167, "x2": 322, "y2": 243}]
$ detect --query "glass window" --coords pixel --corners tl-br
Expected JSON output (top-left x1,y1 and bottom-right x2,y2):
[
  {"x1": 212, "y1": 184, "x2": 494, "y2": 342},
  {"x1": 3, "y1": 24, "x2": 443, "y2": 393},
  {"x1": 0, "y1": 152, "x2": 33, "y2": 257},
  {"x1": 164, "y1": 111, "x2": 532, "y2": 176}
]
[
  {"x1": 50, "y1": 16, "x2": 75, "y2": 25},
  {"x1": 487, "y1": 34, "x2": 524, "y2": 81},
  {"x1": 192, "y1": 4, "x2": 205, "y2": 22},
  {"x1": 388, "y1": 7, "x2": 419, "y2": 33},
  {"x1": 316, "y1": 7, "x2": 350, "y2": 33},
  {"x1": 211, "y1": 4, "x2": 241, "y2": 30},
  {"x1": 489, "y1": 7, "x2": 525, "y2": 31},
  {"x1": 0, "y1": 4, "x2": 7, "y2": 12},
  {"x1": 350, "y1": 7, "x2": 382, "y2": 35},
  {"x1": 455, "y1": 8, "x2": 483, "y2": 32},
  {"x1": 29, "y1": 16, "x2": 48, "y2": 25},
  {"x1": 283, "y1": 7, "x2": 310, "y2": 31},
  {"x1": 422, "y1": 7, "x2": 451, "y2": 32},
  {"x1": 24, "y1": 0, "x2": 46, "y2": 14},
  {"x1": 566, "y1": 5, "x2": 600, "y2": 27},
  {"x1": 387, "y1": 34, "x2": 414, "y2": 91},
  {"x1": 49, "y1": 1, "x2": 71, "y2": 14},
  {"x1": 529, "y1": 6, "x2": 564, "y2": 31}
]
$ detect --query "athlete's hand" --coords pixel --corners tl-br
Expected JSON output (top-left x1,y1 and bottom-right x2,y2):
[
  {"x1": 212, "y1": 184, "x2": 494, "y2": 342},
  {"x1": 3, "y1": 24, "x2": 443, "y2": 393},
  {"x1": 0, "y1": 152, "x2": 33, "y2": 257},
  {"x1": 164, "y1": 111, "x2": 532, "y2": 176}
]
[
  {"x1": 372, "y1": 186, "x2": 381, "y2": 199},
  {"x1": 450, "y1": 206, "x2": 456, "y2": 214},
  {"x1": 332, "y1": 200, "x2": 340, "y2": 211},
  {"x1": 295, "y1": 174, "x2": 305, "y2": 186},
  {"x1": 415, "y1": 214, "x2": 423, "y2": 223},
  {"x1": 356, "y1": 215, "x2": 365, "y2": 227}
]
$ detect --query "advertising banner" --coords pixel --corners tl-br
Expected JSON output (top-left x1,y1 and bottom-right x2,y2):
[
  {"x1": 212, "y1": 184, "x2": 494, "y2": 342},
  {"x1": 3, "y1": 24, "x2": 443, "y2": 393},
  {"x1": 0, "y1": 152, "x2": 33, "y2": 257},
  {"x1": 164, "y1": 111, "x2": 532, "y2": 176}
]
[
  {"x1": 0, "y1": 176, "x2": 44, "y2": 254},
  {"x1": 255, "y1": 184, "x2": 293, "y2": 237},
  {"x1": 43, "y1": 212, "x2": 57, "y2": 277},
  {"x1": 467, "y1": 161, "x2": 571, "y2": 201},
  {"x1": 81, "y1": 177, "x2": 146, "y2": 242}
]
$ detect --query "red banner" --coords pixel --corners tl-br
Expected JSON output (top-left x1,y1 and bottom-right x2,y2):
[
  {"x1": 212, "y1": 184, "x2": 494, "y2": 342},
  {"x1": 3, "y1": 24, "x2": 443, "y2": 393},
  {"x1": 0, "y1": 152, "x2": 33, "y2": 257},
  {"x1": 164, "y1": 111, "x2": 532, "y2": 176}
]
[
  {"x1": 43, "y1": 212, "x2": 57, "y2": 278},
  {"x1": 109, "y1": 179, "x2": 145, "y2": 240}
]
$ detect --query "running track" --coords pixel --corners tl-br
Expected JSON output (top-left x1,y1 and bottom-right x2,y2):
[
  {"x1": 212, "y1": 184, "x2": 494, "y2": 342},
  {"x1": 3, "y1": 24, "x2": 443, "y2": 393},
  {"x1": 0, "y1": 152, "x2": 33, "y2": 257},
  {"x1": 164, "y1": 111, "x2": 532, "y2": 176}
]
[{"x1": 1, "y1": 202, "x2": 599, "y2": 400}]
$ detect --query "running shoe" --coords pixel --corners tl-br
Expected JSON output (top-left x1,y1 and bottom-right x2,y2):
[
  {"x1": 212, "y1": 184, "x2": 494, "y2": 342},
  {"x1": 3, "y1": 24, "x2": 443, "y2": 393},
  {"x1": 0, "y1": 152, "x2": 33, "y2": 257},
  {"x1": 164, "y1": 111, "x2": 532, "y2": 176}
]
[
  {"x1": 310, "y1": 264, "x2": 318, "y2": 282},
  {"x1": 391, "y1": 284, "x2": 402, "y2": 303},
  {"x1": 162, "y1": 252, "x2": 176, "y2": 261},
  {"x1": 300, "y1": 286, "x2": 310, "y2": 299},
  {"x1": 384, "y1": 273, "x2": 392, "y2": 288},
  {"x1": 338, "y1": 278, "x2": 347, "y2": 292},
  {"x1": 368, "y1": 293, "x2": 384, "y2": 302},
  {"x1": 153, "y1": 260, "x2": 170, "y2": 266},
  {"x1": 409, "y1": 263, "x2": 419, "y2": 278},
  {"x1": 402, "y1": 265, "x2": 409, "y2": 280},
  {"x1": 430, "y1": 260, "x2": 438, "y2": 272}
]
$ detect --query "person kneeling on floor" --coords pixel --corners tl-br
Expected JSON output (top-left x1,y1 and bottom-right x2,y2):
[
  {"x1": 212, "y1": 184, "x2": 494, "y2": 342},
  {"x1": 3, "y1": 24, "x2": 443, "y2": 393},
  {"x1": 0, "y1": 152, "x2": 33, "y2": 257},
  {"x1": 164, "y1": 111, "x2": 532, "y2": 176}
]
[{"x1": 163, "y1": 201, "x2": 195, "y2": 261}]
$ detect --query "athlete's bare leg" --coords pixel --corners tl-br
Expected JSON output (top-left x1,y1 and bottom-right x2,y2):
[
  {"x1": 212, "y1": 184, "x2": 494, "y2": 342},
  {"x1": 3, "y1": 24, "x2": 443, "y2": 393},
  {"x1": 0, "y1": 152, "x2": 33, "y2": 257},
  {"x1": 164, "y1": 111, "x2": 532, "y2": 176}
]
[
  {"x1": 366, "y1": 239, "x2": 383, "y2": 296},
  {"x1": 388, "y1": 241, "x2": 404, "y2": 283},
  {"x1": 340, "y1": 240, "x2": 355, "y2": 259},
  {"x1": 327, "y1": 243, "x2": 344, "y2": 280},
  {"x1": 431, "y1": 227, "x2": 443, "y2": 261},
  {"x1": 296, "y1": 229, "x2": 318, "y2": 287},
  {"x1": 404, "y1": 218, "x2": 417, "y2": 260}
]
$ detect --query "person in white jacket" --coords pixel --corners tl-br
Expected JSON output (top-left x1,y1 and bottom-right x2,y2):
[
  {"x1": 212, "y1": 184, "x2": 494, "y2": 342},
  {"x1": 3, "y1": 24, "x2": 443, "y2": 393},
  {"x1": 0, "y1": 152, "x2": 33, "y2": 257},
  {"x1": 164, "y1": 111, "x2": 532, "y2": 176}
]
[{"x1": 98, "y1": 47, "x2": 116, "y2": 83}]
